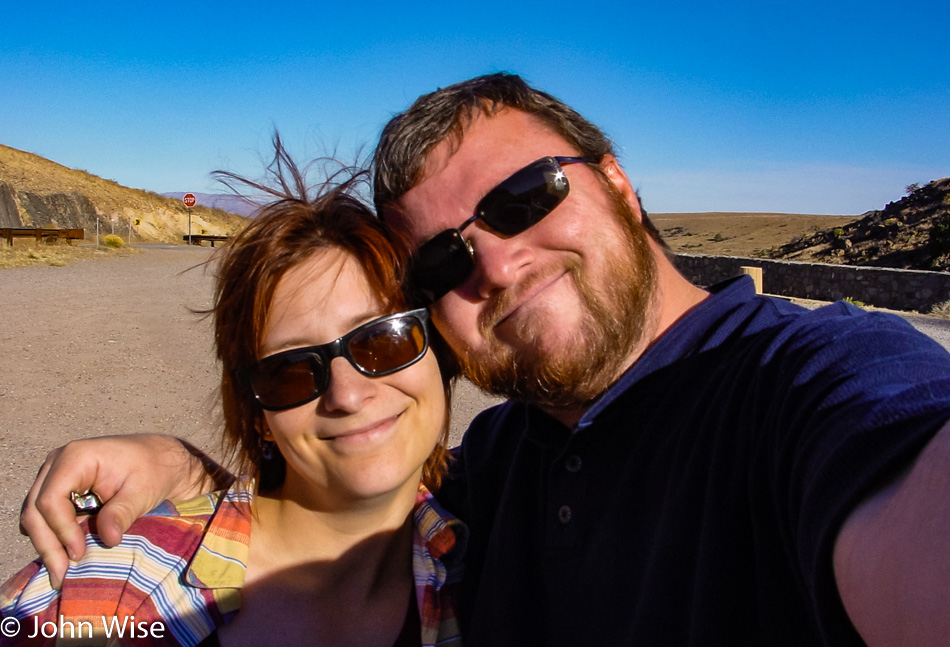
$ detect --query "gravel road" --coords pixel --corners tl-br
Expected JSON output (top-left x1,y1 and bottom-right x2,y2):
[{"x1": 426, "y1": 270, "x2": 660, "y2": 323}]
[{"x1": 2, "y1": 246, "x2": 947, "y2": 579}]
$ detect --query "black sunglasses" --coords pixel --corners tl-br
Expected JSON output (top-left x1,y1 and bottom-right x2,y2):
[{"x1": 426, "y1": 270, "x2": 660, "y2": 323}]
[
  {"x1": 238, "y1": 308, "x2": 430, "y2": 411},
  {"x1": 409, "y1": 155, "x2": 598, "y2": 305}
]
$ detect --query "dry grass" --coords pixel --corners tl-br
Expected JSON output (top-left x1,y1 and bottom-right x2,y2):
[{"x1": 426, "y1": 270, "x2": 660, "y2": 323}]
[
  {"x1": 927, "y1": 299, "x2": 950, "y2": 319},
  {"x1": 0, "y1": 241, "x2": 139, "y2": 269},
  {"x1": 654, "y1": 212, "x2": 857, "y2": 258}
]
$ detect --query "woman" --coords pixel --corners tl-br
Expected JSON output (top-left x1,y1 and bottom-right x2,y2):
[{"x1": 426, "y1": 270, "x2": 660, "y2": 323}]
[{"x1": 0, "y1": 147, "x2": 464, "y2": 647}]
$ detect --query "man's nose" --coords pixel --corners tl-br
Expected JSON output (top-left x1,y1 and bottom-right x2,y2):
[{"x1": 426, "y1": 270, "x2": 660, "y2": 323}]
[{"x1": 466, "y1": 226, "x2": 534, "y2": 299}]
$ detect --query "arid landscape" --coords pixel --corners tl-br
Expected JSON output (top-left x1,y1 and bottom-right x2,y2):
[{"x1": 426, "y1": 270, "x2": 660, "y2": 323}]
[
  {"x1": 653, "y1": 211, "x2": 856, "y2": 258},
  {"x1": 657, "y1": 177, "x2": 950, "y2": 271},
  {"x1": 0, "y1": 144, "x2": 247, "y2": 244}
]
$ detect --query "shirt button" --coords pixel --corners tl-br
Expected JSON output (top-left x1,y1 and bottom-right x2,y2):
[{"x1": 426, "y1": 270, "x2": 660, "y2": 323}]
[
  {"x1": 558, "y1": 505, "x2": 572, "y2": 524},
  {"x1": 565, "y1": 455, "x2": 583, "y2": 473}
]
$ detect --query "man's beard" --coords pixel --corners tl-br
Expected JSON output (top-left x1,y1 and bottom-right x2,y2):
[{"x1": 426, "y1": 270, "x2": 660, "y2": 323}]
[{"x1": 457, "y1": 189, "x2": 658, "y2": 412}]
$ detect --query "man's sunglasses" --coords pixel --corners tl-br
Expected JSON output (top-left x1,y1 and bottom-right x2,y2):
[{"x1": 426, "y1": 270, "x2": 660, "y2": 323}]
[
  {"x1": 238, "y1": 308, "x2": 430, "y2": 411},
  {"x1": 410, "y1": 155, "x2": 598, "y2": 305}
]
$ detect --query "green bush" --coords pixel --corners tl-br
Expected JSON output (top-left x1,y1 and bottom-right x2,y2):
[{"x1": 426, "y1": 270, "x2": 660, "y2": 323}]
[{"x1": 103, "y1": 234, "x2": 125, "y2": 249}]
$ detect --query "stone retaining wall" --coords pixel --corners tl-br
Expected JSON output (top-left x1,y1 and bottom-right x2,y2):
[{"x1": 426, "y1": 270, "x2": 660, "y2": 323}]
[{"x1": 675, "y1": 254, "x2": 950, "y2": 313}]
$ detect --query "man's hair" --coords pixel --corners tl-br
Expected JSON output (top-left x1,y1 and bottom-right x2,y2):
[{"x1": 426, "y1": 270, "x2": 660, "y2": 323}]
[
  {"x1": 373, "y1": 72, "x2": 665, "y2": 245},
  {"x1": 208, "y1": 136, "x2": 455, "y2": 491}
]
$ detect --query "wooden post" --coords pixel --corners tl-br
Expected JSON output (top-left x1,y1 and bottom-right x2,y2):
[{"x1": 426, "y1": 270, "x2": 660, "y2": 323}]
[{"x1": 740, "y1": 266, "x2": 763, "y2": 294}]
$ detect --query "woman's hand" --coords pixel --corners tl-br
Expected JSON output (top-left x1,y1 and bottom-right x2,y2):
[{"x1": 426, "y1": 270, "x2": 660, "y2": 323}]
[{"x1": 19, "y1": 434, "x2": 229, "y2": 589}]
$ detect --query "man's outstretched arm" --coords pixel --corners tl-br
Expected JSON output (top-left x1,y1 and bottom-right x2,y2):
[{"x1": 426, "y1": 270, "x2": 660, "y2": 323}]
[
  {"x1": 19, "y1": 434, "x2": 230, "y2": 590},
  {"x1": 834, "y1": 419, "x2": 950, "y2": 645}
]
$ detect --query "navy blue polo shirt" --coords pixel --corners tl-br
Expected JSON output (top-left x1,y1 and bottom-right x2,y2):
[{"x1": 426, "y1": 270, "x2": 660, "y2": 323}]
[{"x1": 438, "y1": 276, "x2": 950, "y2": 646}]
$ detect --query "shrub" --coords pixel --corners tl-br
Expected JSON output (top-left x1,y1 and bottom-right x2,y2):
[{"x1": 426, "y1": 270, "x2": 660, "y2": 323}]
[
  {"x1": 929, "y1": 214, "x2": 950, "y2": 260},
  {"x1": 103, "y1": 234, "x2": 124, "y2": 249},
  {"x1": 928, "y1": 299, "x2": 950, "y2": 319},
  {"x1": 832, "y1": 228, "x2": 844, "y2": 238}
]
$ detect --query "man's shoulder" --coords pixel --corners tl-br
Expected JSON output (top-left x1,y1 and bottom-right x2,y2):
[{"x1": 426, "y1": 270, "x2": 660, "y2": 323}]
[
  {"x1": 695, "y1": 288, "x2": 941, "y2": 360},
  {"x1": 757, "y1": 300, "x2": 946, "y2": 364}
]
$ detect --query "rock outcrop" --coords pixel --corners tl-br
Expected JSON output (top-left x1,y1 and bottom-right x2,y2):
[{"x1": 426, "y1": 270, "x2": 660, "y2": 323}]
[{"x1": 769, "y1": 178, "x2": 950, "y2": 271}]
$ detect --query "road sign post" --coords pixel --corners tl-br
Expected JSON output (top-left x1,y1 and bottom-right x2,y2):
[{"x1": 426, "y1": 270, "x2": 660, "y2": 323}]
[{"x1": 183, "y1": 194, "x2": 196, "y2": 245}]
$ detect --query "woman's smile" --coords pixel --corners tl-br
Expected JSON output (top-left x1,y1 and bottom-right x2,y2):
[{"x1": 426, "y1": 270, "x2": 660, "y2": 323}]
[{"x1": 318, "y1": 411, "x2": 403, "y2": 447}]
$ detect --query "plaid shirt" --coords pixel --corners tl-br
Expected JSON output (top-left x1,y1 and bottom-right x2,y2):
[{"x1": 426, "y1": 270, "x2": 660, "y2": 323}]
[{"x1": 1, "y1": 483, "x2": 465, "y2": 647}]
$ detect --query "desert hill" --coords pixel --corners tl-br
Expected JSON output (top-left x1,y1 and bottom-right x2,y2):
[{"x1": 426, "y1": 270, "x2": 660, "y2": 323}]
[
  {"x1": 654, "y1": 211, "x2": 857, "y2": 258},
  {"x1": 0, "y1": 144, "x2": 247, "y2": 243},
  {"x1": 766, "y1": 178, "x2": 950, "y2": 271}
]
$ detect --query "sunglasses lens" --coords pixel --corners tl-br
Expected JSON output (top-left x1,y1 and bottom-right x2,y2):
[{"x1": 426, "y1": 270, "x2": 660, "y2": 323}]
[
  {"x1": 411, "y1": 229, "x2": 476, "y2": 305},
  {"x1": 250, "y1": 353, "x2": 326, "y2": 410},
  {"x1": 477, "y1": 157, "x2": 569, "y2": 236},
  {"x1": 349, "y1": 315, "x2": 427, "y2": 374}
]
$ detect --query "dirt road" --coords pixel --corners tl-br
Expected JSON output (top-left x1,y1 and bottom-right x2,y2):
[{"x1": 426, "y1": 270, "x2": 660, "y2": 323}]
[{"x1": 0, "y1": 245, "x2": 501, "y2": 577}]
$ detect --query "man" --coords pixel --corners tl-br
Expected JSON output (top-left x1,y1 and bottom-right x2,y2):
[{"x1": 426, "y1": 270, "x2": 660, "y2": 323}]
[{"x1": 19, "y1": 74, "x2": 950, "y2": 645}]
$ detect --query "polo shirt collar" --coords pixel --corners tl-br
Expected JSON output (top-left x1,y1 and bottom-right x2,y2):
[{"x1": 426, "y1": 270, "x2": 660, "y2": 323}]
[{"x1": 576, "y1": 275, "x2": 757, "y2": 431}]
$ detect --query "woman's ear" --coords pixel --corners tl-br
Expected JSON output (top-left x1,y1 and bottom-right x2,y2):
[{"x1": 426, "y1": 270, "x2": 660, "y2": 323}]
[{"x1": 599, "y1": 154, "x2": 643, "y2": 222}]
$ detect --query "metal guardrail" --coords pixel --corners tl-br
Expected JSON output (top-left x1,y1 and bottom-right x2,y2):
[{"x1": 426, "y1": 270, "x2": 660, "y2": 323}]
[
  {"x1": 182, "y1": 234, "x2": 230, "y2": 247},
  {"x1": 2, "y1": 228, "x2": 85, "y2": 245}
]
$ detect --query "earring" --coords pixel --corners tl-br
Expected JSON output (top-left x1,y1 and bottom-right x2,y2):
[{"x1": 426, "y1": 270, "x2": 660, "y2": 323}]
[{"x1": 259, "y1": 427, "x2": 276, "y2": 461}]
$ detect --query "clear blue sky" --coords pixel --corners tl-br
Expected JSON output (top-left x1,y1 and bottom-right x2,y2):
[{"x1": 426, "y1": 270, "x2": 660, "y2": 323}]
[{"x1": 2, "y1": 0, "x2": 947, "y2": 214}]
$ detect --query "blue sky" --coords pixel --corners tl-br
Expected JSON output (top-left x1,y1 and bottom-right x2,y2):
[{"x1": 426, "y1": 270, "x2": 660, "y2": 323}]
[{"x1": 2, "y1": 0, "x2": 947, "y2": 214}]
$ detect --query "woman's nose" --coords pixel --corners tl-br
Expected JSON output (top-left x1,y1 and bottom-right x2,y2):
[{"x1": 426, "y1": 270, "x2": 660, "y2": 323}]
[{"x1": 319, "y1": 357, "x2": 378, "y2": 413}]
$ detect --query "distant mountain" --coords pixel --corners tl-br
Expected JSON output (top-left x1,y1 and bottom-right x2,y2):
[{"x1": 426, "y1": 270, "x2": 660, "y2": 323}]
[
  {"x1": 0, "y1": 144, "x2": 247, "y2": 243},
  {"x1": 161, "y1": 192, "x2": 260, "y2": 218}
]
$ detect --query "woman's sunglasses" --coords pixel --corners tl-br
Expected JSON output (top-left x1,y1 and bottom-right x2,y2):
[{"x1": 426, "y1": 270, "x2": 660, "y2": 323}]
[
  {"x1": 238, "y1": 308, "x2": 430, "y2": 411},
  {"x1": 409, "y1": 155, "x2": 598, "y2": 305}
]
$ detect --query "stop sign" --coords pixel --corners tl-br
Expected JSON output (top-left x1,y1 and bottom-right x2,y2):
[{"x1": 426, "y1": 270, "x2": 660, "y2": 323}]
[{"x1": 183, "y1": 193, "x2": 197, "y2": 208}]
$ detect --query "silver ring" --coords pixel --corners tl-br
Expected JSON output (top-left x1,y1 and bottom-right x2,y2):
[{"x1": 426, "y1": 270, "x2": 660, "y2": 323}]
[{"x1": 70, "y1": 490, "x2": 103, "y2": 515}]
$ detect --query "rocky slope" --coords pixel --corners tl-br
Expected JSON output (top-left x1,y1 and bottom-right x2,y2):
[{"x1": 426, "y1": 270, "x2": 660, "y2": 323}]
[
  {"x1": 0, "y1": 144, "x2": 247, "y2": 243},
  {"x1": 768, "y1": 178, "x2": 950, "y2": 271}
]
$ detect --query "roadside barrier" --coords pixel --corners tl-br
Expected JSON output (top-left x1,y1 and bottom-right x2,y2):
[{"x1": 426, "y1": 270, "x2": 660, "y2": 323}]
[
  {"x1": 676, "y1": 253, "x2": 950, "y2": 313},
  {"x1": 2, "y1": 228, "x2": 85, "y2": 245}
]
